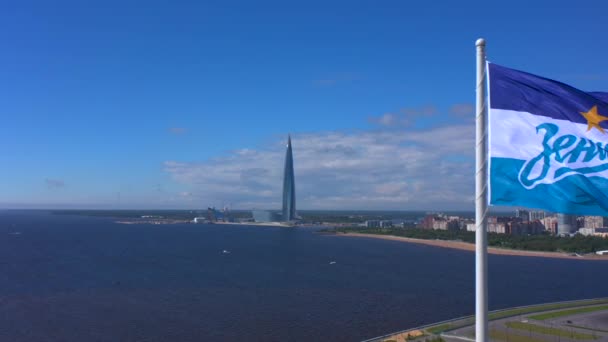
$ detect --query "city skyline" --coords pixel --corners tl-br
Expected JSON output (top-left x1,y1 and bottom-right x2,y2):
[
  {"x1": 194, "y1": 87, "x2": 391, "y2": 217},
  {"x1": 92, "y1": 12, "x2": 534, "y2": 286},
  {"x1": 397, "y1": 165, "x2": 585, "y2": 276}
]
[{"x1": 2, "y1": 1, "x2": 608, "y2": 210}]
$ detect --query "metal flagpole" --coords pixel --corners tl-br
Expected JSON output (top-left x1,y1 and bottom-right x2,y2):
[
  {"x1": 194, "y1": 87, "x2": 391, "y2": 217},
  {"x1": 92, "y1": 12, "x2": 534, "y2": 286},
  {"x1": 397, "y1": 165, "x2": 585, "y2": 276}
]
[{"x1": 475, "y1": 38, "x2": 488, "y2": 342}]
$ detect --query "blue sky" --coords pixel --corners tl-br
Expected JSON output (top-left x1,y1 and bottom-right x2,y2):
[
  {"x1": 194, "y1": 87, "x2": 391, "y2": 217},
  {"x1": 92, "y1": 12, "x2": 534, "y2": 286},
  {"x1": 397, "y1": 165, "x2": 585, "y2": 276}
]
[{"x1": 2, "y1": 0, "x2": 607, "y2": 209}]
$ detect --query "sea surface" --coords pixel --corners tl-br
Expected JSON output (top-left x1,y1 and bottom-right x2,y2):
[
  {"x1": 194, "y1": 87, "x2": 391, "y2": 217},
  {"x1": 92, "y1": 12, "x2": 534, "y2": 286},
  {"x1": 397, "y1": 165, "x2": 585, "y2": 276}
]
[{"x1": 0, "y1": 210, "x2": 607, "y2": 341}]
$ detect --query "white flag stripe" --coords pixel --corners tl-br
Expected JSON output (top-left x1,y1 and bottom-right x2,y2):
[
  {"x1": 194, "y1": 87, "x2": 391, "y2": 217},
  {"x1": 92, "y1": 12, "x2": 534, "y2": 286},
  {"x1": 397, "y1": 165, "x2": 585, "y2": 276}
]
[{"x1": 489, "y1": 109, "x2": 608, "y2": 159}]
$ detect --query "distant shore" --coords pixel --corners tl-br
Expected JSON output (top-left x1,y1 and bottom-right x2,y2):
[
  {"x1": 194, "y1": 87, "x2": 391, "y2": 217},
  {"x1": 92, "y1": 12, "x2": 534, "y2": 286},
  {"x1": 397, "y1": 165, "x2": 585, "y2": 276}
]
[
  {"x1": 213, "y1": 221, "x2": 294, "y2": 227},
  {"x1": 115, "y1": 219, "x2": 298, "y2": 228},
  {"x1": 339, "y1": 232, "x2": 608, "y2": 260}
]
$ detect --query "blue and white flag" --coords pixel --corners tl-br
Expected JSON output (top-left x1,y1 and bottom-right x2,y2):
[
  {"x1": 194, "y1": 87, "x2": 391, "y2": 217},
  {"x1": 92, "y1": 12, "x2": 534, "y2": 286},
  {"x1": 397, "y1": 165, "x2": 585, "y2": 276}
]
[{"x1": 488, "y1": 63, "x2": 608, "y2": 215}]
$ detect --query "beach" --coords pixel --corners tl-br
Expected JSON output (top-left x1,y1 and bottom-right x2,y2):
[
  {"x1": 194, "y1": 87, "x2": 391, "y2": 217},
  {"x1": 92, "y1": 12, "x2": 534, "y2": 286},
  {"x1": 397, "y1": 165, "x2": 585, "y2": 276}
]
[{"x1": 341, "y1": 232, "x2": 608, "y2": 260}]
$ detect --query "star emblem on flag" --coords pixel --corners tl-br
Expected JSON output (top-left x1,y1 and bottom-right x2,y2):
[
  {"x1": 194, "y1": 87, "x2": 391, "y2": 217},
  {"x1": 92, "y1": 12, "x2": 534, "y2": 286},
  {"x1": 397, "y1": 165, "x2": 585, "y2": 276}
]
[{"x1": 580, "y1": 105, "x2": 608, "y2": 134}]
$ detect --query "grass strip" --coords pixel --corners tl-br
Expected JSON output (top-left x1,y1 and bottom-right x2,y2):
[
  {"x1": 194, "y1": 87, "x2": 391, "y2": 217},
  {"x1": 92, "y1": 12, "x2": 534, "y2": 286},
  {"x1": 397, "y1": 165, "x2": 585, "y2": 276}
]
[
  {"x1": 489, "y1": 299, "x2": 608, "y2": 321},
  {"x1": 529, "y1": 305, "x2": 608, "y2": 320},
  {"x1": 506, "y1": 321, "x2": 596, "y2": 340},
  {"x1": 422, "y1": 299, "x2": 608, "y2": 335},
  {"x1": 426, "y1": 324, "x2": 452, "y2": 334},
  {"x1": 490, "y1": 328, "x2": 546, "y2": 342},
  {"x1": 567, "y1": 324, "x2": 608, "y2": 334}
]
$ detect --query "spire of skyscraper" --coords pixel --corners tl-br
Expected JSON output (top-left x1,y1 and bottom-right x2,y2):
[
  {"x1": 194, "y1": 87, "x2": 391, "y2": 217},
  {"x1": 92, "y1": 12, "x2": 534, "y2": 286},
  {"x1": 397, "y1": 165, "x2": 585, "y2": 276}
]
[{"x1": 282, "y1": 134, "x2": 296, "y2": 221}]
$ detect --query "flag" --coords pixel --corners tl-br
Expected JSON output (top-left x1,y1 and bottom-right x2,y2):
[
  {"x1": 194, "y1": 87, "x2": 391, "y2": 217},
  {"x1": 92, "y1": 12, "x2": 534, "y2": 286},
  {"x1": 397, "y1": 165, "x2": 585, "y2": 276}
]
[{"x1": 488, "y1": 63, "x2": 608, "y2": 215}]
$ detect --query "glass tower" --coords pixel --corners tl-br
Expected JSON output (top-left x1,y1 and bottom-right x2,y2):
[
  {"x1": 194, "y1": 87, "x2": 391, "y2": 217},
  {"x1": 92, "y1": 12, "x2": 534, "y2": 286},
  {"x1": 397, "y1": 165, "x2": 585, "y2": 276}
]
[{"x1": 282, "y1": 135, "x2": 296, "y2": 221}]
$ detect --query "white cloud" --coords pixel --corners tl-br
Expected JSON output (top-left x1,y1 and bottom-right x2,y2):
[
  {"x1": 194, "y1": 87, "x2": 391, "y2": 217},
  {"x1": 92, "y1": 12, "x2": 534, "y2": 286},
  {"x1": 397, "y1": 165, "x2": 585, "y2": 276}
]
[
  {"x1": 368, "y1": 113, "x2": 408, "y2": 127},
  {"x1": 369, "y1": 105, "x2": 437, "y2": 127},
  {"x1": 450, "y1": 103, "x2": 474, "y2": 117},
  {"x1": 401, "y1": 105, "x2": 437, "y2": 117},
  {"x1": 163, "y1": 122, "x2": 475, "y2": 210}
]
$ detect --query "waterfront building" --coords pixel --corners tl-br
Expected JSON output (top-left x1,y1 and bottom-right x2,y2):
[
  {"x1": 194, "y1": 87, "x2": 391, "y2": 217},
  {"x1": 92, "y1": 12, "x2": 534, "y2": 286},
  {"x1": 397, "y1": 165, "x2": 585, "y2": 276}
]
[
  {"x1": 207, "y1": 207, "x2": 225, "y2": 222},
  {"x1": 557, "y1": 214, "x2": 578, "y2": 235},
  {"x1": 433, "y1": 219, "x2": 448, "y2": 230},
  {"x1": 282, "y1": 135, "x2": 296, "y2": 222},
  {"x1": 467, "y1": 221, "x2": 505, "y2": 233},
  {"x1": 542, "y1": 216, "x2": 558, "y2": 234},
  {"x1": 488, "y1": 222, "x2": 506, "y2": 234},
  {"x1": 379, "y1": 220, "x2": 393, "y2": 228},
  {"x1": 514, "y1": 209, "x2": 546, "y2": 222},
  {"x1": 578, "y1": 227, "x2": 608, "y2": 237},
  {"x1": 421, "y1": 213, "x2": 464, "y2": 231},
  {"x1": 529, "y1": 210, "x2": 545, "y2": 221},
  {"x1": 422, "y1": 215, "x2": 435, "y2": 229},
  {"x1": 515, "y1": 209, "x2": 530, "y2": 220},
  {"x1": 583, "y1": 216, "x2": 607, "y2": 229},
  {"x1": 468, "y1": 217, "x2": 547, "y2": 235},
  {"x1": 365, "y1": 220, "x2": 380, "y2": 228},
  {"x1": 505, "y1": 221, "x2": 544, "y2": 235},
  {"x1": 579, "y1": 227, "x2": 593, "y2": 236},
  {"x1": 577, "y1": 216, "x2": 585, "y2": 229}
]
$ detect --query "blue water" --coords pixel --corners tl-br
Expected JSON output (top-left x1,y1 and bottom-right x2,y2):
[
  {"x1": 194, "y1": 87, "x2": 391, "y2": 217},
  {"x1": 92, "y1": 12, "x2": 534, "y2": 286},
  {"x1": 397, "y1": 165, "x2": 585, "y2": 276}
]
[{"x1": 0, "y1": 211, "x2": 607, "y2": 341}]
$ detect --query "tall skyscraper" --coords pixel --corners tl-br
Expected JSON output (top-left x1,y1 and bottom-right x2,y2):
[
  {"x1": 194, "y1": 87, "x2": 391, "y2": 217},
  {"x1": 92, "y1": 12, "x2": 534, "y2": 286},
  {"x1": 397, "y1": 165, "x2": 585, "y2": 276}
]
[{"x1": 282, "y1": 135, "x2": 296, "y2": 221}]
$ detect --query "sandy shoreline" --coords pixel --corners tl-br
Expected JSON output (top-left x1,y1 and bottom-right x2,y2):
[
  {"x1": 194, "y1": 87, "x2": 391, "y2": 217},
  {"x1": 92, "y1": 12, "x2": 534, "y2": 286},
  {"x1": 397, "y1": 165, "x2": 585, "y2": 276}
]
[
  {"x1": 340, "y1": 233, "x2": 608, "y2": 260},
  {"x1": 214, "y1": 221, "x2": 293, "y2": 227}
]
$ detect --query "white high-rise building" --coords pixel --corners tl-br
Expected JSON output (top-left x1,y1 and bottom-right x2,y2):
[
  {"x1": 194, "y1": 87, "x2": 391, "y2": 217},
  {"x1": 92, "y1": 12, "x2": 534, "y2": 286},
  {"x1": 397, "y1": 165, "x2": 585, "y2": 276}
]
[
  {"x1": 529, "y1": 211, "x2": 545, "y2": 221},
  {"x1": 584, "y1": 216, "x2": 605, "y2": 229}
]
